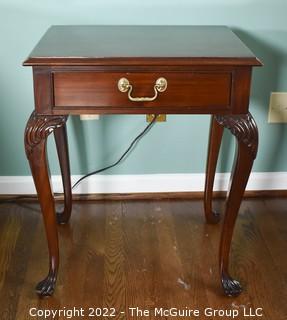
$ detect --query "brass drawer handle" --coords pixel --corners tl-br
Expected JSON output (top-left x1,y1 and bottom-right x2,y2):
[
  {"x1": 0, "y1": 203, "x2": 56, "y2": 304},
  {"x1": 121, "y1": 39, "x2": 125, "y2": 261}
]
[{"x1": 118, "y1": 77, "x2": 167, "y2": 102}]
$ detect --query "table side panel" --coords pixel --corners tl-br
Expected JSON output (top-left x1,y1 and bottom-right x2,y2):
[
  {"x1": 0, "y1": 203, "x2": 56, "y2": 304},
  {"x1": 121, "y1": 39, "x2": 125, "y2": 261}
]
[
  {"x1": 231, "y1": 67, "x2": 252, "y2": 114},
  {"x1": 33, "y1": 68, "x2": 54, "y2": 114}
]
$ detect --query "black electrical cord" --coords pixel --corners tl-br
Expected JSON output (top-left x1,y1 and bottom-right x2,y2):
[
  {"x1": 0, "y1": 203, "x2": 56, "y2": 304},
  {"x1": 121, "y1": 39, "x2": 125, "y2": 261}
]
[
  {"x1": 72, "y1": 114, "x2": 158, "y2": 190},
  {"x1": 0, "y1": 115, "x2": 158, "y2": 204}
]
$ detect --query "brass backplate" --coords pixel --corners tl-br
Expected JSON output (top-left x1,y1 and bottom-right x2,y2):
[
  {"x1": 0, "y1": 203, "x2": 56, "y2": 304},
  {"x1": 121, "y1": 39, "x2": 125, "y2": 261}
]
[{"x1": 146, "y1": 114, "x2": 167, "y2": 122}]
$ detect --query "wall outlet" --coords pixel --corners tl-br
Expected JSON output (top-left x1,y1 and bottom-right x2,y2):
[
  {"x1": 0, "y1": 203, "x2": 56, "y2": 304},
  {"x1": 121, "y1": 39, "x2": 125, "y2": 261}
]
[
  {"x1": 268, "y1": 92, "x2": 287, "y2": 123},
  {"x1": 146, "y1": 114, "x2": 166, "y2": 122},
  {"x1": 80, "y1": 115, "x2": 100, "y2": 121}
]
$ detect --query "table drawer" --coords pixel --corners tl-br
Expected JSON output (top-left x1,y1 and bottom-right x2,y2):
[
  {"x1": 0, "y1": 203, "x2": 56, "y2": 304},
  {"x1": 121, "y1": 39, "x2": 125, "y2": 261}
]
[{"x1": 53, "y1": 72, "x2": 231, "y2": 110}]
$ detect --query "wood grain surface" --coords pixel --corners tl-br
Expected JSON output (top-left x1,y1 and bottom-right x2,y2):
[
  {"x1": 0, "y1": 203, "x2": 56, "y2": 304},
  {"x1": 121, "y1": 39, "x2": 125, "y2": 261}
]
[
  {"x1": 53, "y1": 71, "x2": 231, "y2": 109},
  {"x1": 23, "y1": 26, "x2": 262, "y2": 66},
  {"x1": 0, "y1": 198, "x2": 286, "y2": 319}
]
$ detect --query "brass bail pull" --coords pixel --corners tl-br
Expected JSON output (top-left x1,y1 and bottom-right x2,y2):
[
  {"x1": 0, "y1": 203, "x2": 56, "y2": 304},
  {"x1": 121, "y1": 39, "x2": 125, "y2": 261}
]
[{"x1": 117, "y1": 77, "x2": 168, "y2": 102}]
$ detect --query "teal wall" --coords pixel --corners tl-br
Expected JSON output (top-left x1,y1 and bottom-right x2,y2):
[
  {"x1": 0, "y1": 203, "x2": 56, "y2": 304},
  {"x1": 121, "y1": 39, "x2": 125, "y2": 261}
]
[{"x1": 1, "y1": 1, "x2": 287, "y2": 176}]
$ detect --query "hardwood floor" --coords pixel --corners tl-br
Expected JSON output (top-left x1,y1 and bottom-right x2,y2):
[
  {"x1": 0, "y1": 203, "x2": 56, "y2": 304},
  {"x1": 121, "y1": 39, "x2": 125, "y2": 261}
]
[{"x1": 0, "y1": 198, "x2": 286, "y2": 319}]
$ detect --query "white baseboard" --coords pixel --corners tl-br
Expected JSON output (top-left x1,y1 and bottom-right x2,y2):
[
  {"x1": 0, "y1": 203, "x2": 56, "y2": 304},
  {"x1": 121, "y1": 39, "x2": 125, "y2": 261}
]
[{"x1": 0, "y1": 172, "x2": 287, "y2": 195}]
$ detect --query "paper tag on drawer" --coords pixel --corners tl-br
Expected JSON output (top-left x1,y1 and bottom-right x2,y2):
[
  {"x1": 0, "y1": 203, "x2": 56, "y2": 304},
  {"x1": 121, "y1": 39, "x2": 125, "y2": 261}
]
[{"x1": 80, "y1": 115, "x2": 100, "y2": 121}]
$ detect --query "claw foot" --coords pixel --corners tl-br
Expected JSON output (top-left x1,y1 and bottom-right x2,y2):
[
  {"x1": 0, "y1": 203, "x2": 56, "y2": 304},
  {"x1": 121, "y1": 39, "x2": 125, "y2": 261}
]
[
  {"x1": 36, "y1": 274, "x2": 56, "y2": 297},
  {"x1": 207, "y1": 211, "x2": 221, "y2": 224},
  {"x1": 56, "y1": 210, "x2": 69, "y2": 225},
  {"x1": 221, "y1": 273, "x2": 242, "y2": 297}
]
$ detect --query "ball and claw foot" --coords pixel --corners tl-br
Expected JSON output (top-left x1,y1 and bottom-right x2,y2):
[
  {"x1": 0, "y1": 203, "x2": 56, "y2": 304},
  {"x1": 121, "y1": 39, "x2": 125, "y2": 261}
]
[
  {"x1": 36, "y1": 273, "x2": 57, "y2": 297},
  {"x1": 207, "y1": 211, "x2": 221, "y2": 224},
  {"x1": 56, "y1": 210, "x2": 69, "y2": 225},
  {"x1": 221, "y1": 273, "x2": 242, "y2": 297}
]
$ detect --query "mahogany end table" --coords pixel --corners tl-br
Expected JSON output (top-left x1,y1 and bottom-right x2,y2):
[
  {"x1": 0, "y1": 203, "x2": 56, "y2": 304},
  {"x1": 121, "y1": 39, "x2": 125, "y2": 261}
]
[{"x1": 23, "y1": 26, "x2": 262, "y2": 297}]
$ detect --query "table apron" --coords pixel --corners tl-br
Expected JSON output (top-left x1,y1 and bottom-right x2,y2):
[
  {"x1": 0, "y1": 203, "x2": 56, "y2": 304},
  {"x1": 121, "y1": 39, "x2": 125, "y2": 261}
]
[{"x1": 32, "y1": 66, "x2": 252, "y2": 115}]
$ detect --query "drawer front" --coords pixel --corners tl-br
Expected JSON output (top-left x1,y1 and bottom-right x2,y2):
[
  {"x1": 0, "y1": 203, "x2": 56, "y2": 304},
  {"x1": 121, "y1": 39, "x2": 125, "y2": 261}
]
[{"x1": 53, "y1": 72, "x2": 231, "y2": 111}]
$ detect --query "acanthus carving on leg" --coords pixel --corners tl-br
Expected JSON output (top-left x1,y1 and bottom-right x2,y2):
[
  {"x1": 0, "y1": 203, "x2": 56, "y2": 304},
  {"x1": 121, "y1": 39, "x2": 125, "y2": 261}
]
[
  {"x1": 25, "y1": 111, "x2": 68, "y2": 158},
  {"x1": 215, "y1": 113, "x2": 258, "y2": 159},
  {"x1": 24, "y1": 111, "x2": 67, "y2": 296},
  {"x1": 214, "y1": 112, "x2": 258, "y2": 297}
]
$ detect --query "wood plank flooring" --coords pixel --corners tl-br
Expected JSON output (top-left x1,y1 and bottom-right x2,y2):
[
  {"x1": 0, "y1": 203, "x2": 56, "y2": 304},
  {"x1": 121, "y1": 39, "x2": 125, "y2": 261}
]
[{"x1": 0, "y1": 198, "x2": 286, "y2": 319}]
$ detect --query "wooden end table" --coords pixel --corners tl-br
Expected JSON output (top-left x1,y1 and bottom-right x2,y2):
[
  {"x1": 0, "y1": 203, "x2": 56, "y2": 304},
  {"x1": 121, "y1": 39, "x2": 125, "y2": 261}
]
[{"x1": 23, "y1": 26, "x2": 262, "y2": 297}]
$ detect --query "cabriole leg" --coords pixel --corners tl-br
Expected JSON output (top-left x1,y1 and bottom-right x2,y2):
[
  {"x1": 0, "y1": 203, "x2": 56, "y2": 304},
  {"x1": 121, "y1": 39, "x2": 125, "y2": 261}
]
[
  {"x1": 24, "y1": 111, "x2": 67, "y2": 296},
  {"x1": 204, "y1": 115, "x2": 224, "y2": 224},
  {"x1": 215, "y1": 113, "x2": 258, "y2": 296},
  {"x1": 54, "y1": 123, "x2": 72, "y2": 224}
]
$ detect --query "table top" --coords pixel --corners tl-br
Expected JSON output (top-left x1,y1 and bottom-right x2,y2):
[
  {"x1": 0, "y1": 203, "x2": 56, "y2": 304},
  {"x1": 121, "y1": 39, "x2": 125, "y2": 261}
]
[{"x1": 23, "y1": 25, "x2": 261, "y2": 67}]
